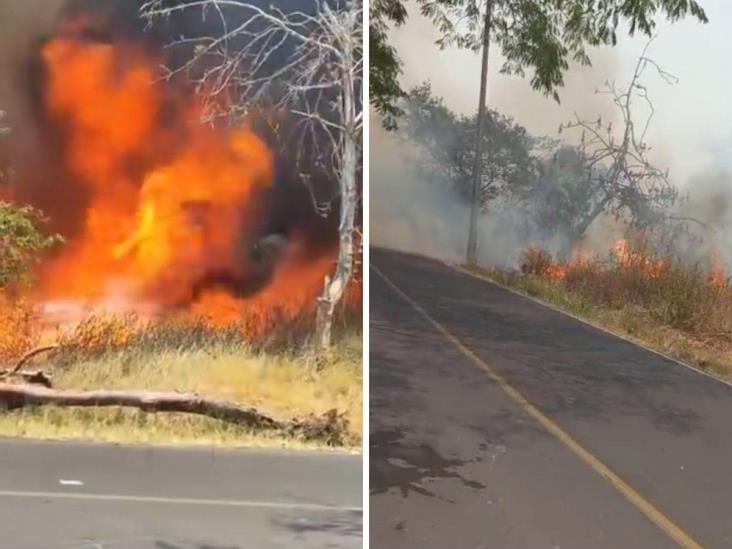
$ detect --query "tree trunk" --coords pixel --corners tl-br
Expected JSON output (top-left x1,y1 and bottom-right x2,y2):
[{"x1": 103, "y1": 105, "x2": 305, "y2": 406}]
[
  {"x1": 0, "y1": 383, "x2": 351, "y2": 444},
  {"x1": 0, "y1": 383, "x2": 281, "y2": 428},
  {"x1": 466, "y1": 0, "x2": 493, "y2": 265},
  {"x1": 314, "y1": 30, "x2": 358, "y2": 351}
]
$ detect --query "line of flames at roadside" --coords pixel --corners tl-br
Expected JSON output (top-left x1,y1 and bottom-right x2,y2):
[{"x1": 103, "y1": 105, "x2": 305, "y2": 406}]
[{"x1": 523, "y1": 238, "x2": 728, "y2": 289}]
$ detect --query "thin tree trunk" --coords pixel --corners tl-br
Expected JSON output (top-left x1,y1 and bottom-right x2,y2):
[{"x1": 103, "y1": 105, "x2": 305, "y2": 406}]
[
  {"x1": 314, "y1": 33, "x2": 357, "y2": 351},
  {"x1": 466, "y1": 0, "x2": 493, "y2": 265}
]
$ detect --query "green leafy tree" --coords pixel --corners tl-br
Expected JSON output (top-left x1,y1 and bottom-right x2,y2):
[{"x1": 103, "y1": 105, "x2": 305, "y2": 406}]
[
  {"x1": 402, "y1": 83, "x2": 537, "y2": 204},
  {"x1": 370, "y1": 0, "x2": 407, "y2": 129},
  {"x1": 0, "y1": 202, "x2": 62, "y2": 287},
  {"x1": 370, "y1": 0, "x2": 707, "y2": 123},
  {"x1": 0, "y1": 112, "x2": 62, "y2": 288},
  {"x1": 421, "y1": 0, "x2": 705, "y2": 99}
]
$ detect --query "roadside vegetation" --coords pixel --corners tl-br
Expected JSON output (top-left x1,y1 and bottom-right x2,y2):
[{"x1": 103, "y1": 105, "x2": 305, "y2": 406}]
[
  {"x1": 466, "y1": 240, "x2": 732, "y2": 380},
  {"x1": 0, "y1": 3, "x2": 363, "y2": 450},
  {"x1": 0, "y1": 309, "x2": 362, "y2": 448}
]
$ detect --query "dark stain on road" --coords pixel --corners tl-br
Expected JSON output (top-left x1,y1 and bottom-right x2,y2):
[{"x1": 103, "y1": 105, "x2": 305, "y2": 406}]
[{"x1": 370, "y1": 427, "x2": 486, "y2": 501}]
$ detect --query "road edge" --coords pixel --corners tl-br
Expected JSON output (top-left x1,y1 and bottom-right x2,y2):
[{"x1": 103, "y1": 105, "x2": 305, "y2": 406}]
[
  {"x1": 0, "y1": 435, "x2": 363, "y2": 456},
  {"x1": 450, "y1": 261, "x2": 732, "y2": 391}
]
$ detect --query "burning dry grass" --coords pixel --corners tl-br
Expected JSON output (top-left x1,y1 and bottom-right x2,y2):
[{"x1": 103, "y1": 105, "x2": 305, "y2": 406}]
[
  {"x1": 0, "y1": 294, "x2": 40, "y2": 361},
  {"x1": 0, "y1": 308, "x2": 362, "y2": 449},
  {"x1": 468, "y1": 240, "x2": 732, "y2": 379},
  {"x1": 0, "y1": 5, "x2": 364, "y2": 449}
]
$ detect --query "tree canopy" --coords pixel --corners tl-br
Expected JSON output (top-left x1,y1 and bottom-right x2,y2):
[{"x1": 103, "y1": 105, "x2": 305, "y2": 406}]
[
  {"x1": 371, "y1": 0, "x2": 708, "y2": 126},
  {"x1": 370, "y1": 1, "x2": 408, "y2": 129},
  {"x1": 402, "y1": 83, "x2": 537, "y2": 204}
]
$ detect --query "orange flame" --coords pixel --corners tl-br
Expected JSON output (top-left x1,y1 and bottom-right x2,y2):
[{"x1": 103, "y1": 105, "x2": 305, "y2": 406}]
[
  {"x1": 530, "y1": 237, "x2": 729, "y2": 289},
  {"x1": 709, "y1": 251, "x2": 726, "y2": 288},
  {"x1": 32, "y1": 31, "x2": 336, "y2": 331}
]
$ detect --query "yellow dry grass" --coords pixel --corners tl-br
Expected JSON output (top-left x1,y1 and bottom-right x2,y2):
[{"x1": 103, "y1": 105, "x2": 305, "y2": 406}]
[
  {"x1": 0, "y1": 312, "x2": 362, "y2": 449},
  {"x1": 467, "y1": 251, "x2": 732, "y2": 382}
]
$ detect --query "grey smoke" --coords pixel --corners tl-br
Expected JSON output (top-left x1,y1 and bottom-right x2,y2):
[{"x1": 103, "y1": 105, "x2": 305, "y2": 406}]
[
  {"x1": 371, "y1": 1, "x2": 732, "y2": 271},
  {"x1": 370, "y1": 120, "x2": 539, "y2": 268}
]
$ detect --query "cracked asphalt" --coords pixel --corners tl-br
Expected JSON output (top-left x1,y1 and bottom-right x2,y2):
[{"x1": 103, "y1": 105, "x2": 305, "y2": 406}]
[{"x1": 370, "y1": 247, "x2": 732, "y2": 548}]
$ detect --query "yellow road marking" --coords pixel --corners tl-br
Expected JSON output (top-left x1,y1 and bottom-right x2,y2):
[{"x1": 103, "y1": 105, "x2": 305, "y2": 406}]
[
  {"x1": 372, "y1": 264, "x2": 703, "y2": 549},
  {"x1": 0, "y1": 490, "x2": 362, "y2": 512}
]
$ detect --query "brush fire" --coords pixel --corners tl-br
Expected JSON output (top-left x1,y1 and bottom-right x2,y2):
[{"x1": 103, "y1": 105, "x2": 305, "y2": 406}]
[
  {"x1": 0, "y1": 5, "x2": 359, "y2": 351},
  {"x1": 520, "y1": 237, "x2": 727, "y2": 289}
]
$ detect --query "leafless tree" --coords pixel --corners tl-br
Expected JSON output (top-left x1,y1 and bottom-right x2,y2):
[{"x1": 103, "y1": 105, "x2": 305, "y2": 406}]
[
  {"x1": 559, "y1": 38, "x2": 679, "y2": 248},
  {"x1": 140, "y1": 0, "x2": 363, "y2": 349}
]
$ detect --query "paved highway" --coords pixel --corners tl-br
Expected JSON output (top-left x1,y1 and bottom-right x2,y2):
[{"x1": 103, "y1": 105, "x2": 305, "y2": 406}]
[
  {"x1": 370, "y1": 247, "x2": 732, "y2": 548},
  {"x1": 0, "y1": 439, "x2": 362, "y2": 548}
]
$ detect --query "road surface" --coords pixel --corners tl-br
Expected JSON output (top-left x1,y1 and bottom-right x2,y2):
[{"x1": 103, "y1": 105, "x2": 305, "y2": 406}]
[
  {"x1": 0, "y1": 439, "x2": 362, "y2": 548},
  {"x1": 371, "y1": 247, "x2": 732, "y2": 549}
]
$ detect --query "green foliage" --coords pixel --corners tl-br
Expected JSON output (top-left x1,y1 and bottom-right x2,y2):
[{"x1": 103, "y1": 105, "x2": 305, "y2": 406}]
[
  {"x1": 0, "y1": 202, "x2": 63, "y2": 286},
  {"x1": 419, "y1": 0, "x2": 707, "y2": 101},
  {"x1": 402, "y1": 82, "x2": 537, "y2": 203},
  {"x1": 369, "y1": 0, "x2": 708, "y2": 123},
  {"x1": 0, "y1": 110, "x2": 62, "y2": 287},
  {"x1": 370, "y1": 0, "x2": 408, "y2": 129}
]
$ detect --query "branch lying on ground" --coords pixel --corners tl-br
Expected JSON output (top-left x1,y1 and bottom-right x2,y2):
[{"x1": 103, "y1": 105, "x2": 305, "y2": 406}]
[
  {"x1": 0, "y1": 345, "x2": 59, "y2": 388},
  {"x1": 2, "y1": 344, "x2": 59, "y2": 376},
  {"x1": 0, "y1": 384, "x2": 349, "y2": 445},
  {"x1": 11, "y1": 344, "x2": 59, "y2": 374}
]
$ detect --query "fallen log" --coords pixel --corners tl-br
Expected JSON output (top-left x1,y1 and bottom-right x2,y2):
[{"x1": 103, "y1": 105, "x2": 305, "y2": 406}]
[{"x1": 0, "y1": 383, "x2": 282, "y2": 430}]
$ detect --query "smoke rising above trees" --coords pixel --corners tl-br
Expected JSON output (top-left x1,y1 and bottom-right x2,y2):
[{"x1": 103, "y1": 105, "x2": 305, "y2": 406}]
[{"x1": 384, "y1": 45, "x2": 716, "y2": 264}]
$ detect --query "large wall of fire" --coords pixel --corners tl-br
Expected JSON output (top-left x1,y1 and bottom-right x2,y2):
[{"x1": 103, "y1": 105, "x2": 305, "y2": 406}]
[{"x1": 0, "y1": 0, "x2": 344, "y2": 323}]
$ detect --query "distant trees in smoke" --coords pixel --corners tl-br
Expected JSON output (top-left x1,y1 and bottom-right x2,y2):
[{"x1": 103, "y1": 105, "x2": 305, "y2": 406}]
[
  {"x1": 402, "y1": 82, "x2": 536, "y2": 206},
  {"x1": 398, "y1": 45, "x2": 687, "y2": 256}
]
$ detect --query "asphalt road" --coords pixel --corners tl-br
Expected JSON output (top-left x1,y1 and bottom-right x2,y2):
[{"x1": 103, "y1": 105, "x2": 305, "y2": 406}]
[
  {"x1": 370, "y1": 247, "x2": 732, "y2": 549},
  {"x1": 0, "y1": 439, "x2": 362, "y2": 549}
]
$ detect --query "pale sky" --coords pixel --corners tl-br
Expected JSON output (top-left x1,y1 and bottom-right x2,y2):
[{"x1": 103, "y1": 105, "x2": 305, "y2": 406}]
[{"x1": 389, "y1": 0, "x2": 732, "y2": 186}]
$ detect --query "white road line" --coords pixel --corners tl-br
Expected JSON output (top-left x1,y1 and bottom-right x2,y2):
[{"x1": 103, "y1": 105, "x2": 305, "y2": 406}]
[
  {"x1": 0, "y1": 490, "x2": 362, "y2": 512},
  {"x1": 59, "y1": 479, "x2": 84, "y2": 486}
]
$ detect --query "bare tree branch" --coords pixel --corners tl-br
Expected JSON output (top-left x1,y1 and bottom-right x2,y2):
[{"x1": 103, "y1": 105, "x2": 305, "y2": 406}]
[
  {"x1": 140, "y1": 0, "x2": 362, "y2": 349},
  {"x1": 561, "y1": 37, "x2": 679, "y2": 239}
]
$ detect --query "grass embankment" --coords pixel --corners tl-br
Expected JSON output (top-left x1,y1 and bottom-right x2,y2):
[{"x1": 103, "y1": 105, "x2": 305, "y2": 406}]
[
  {"x1": 0, "y1": 310, "x2": 362, "y2": 449},
  {"x1": 464, "y1": 244, "x2": 732, "y2": 381}
]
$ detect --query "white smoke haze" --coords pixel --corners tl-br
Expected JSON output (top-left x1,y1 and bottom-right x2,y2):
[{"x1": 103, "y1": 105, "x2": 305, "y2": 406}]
[
  {"x1": 370, "y1": 119, "x2": 534, "y2": 268},
  {"x1": 371, "y1": 0, "x2": 732, "y2": 270}
]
